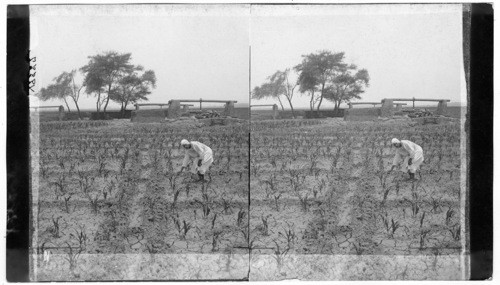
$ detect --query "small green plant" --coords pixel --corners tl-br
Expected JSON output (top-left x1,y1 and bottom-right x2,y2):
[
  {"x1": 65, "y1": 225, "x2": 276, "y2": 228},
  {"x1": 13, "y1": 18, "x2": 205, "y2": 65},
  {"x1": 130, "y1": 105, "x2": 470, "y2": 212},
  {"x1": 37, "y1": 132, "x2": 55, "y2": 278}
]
[
  {"x1": 70, "y1": 226, "x2": 87, "y2": 250},
  {"x1": 173, "y1": 214, "x2": 192, "y2": 240},
  {"x1": 194, "y1": 192, "x2": 211, "y2": 218},
  {"x1": 211, "y1": 213, "x2": 218, "y2": 229},
  {"x1": 273, "y1": 192, "x2": 282, "y2": 211},
  {"x1": 419, "y1": 229, "x2": 431, "y2": 250},
  {"x1": 236, "y1": 209, "x2": 246, "y2": 227},
  {"x1": 50, "y1": 215, "x2": 62, "y2": 238},
  {"x1": 272, "y1": 240, "x2": 290, "y2": 270},
  {"x1": 221, "y1": 197, "x2": 232, "y2": 214},
  {"x1": 86, "y1": 192, "x2": 100, "y2": 214},
  {"x1": 261, "y1": 214, "x2": 271, "y2": 236},
  {"x1": 212, "y1": 230, "x2": 223, "y2": 252},
  {"x1": 445, "y1": 207, "x2": 455, "y2": 225},
  {"x1": 449, "y1": 223, "x2": 461, "y2": 241},
  {"x1": 419, "y1": 212, "x2": 426, "y2": 228},
  {"x1": 278, "y1": 223, "x2": 297, "y2": 250},
  {"x1": 379, "y1": 211, "x2": 400, "y2": 238},
  {"x1": 64, "y1": 242, "x2": 82, "y2": 273}
]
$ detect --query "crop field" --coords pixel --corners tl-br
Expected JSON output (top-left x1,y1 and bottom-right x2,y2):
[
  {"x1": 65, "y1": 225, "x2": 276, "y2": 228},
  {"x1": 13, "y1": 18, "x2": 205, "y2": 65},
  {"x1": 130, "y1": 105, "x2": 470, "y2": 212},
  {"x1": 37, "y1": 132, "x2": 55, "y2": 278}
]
[
  {"x1": 30, "y1": 117, "x2": 467, "y2": 281},
  {"x1": 31, "y1": 120, "x2": 250, "y2": 281},
  {"x1": 249, "y1": 119, "x2": 466, "y2": 280}
]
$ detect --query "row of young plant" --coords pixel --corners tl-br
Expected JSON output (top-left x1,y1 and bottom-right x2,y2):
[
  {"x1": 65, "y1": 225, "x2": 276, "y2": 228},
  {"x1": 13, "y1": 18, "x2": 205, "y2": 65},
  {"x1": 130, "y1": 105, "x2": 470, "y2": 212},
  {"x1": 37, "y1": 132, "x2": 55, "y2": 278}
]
[
  {"x1": 249, "y1": 168, "x2": 460, "y2": 257},
  {"x1": 36, "y1": 123, "x2": 248, "y2": 272},
  {"x1": 247, "y1": 123, "x2": 462, "y2": 262}
]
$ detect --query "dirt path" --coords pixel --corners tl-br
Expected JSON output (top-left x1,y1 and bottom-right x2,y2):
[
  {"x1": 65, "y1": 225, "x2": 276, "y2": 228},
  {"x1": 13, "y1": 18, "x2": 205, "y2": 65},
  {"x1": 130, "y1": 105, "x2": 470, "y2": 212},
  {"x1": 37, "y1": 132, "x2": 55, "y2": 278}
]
[
  {"x1": 128, "y1": 149, "x2": 150, "y2": 228},
  {"x1": 128, "y1": 184, "x2": 146, "y2": 228},
  {"x1": 336, "y1": 182, "x2": 356, "y2": 226},
  {"x1": 124, "y1": 149, "x2": 151, "y2": 278},
  {"x1": 126, "y1": 148, "x2": 151, "y2": 254},
  {"x1": 336, "y1": 168, "x2": 362, "y2": 226}
]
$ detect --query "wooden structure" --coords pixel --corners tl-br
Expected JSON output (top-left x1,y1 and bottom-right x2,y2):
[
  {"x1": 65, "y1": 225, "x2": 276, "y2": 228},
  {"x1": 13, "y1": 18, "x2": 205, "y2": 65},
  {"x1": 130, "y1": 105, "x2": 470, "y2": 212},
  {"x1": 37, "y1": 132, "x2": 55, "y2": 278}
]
[
  {"x1": 134, "y1": 103, "x2": 194, "y2": 110},
  {"x1": 348, "y1": 102, "x2": 381, "y2": 108},
  {"x1": 168, "y1": 99, "x2": 238, "y2": 118},
  {"x1": 381, "y1": 98, "x2": 450, "y2": 116},
  {"x1": 250, "y1": 104, "x2": 278, "y2": 120},
  {"x1": 132, "y1": 103, "x2": 195, "y2": 122},
  {"x1": 344, "y1": 98, "x2": 449, "y2": 120}
]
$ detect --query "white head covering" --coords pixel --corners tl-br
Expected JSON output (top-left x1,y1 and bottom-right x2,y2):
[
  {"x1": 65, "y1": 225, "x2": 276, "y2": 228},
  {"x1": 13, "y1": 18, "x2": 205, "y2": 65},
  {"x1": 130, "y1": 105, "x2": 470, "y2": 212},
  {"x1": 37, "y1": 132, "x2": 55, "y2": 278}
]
[
  {"x1": 391, "y1": 138, "x2": 400, "y2": 144},
  {"x1": 181, "y1": 139, "x2": 190, "y2": 146}
]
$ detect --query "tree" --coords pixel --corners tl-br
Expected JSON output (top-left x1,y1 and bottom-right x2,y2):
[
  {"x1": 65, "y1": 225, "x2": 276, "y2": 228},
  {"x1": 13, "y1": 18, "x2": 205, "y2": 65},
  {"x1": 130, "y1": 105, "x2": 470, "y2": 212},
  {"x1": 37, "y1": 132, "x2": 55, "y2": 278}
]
[
  {"x1": 295, "y1": 50, "x2": 346, "y2": 111},
  {"x1": 109, "y1": 68, "x2": 157, "y2": 117},
  {"x1": 80, "y1": 51, "x2": 136, "y2": 113},
  {"x1": 252, "y1": 69, "x2": 297, "y2": 118},
  {"x1": 252, "y1": 83, "x2": 284, "y2": 111},
  {"x1": 82, "y1": 67, "x2": 106, "y2": 113},
  {"x1": 324, "y1": 65, "x2": 370, "y2": 110},
  {"x1": 38, "y1": 70, "x2": 84, "y2": 119},
  {"x1": 294, "y1": 66, "x2": 319, "y2": 111},
  {"x1": 278, "y1": 69, "x2": 298, "y2": 118}
]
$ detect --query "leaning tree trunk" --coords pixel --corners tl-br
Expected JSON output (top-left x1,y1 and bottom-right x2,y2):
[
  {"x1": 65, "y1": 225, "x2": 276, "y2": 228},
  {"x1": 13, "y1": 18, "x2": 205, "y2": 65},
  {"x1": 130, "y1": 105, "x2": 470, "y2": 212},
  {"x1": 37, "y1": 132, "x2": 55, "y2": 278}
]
[
  {"x1": 277, "y1": 96, "x2": 285, "y2": 111},
  {"x1": 316, "y1": 83, "x2": 326, "y2": 111},
  {"x1": 103, "y1": 84, "x2": 113, "y2": 114},
  {"x1": 122, "y1": 101, "x2": 129, "y2": 118},
  {"x1": 333, "y1": 100, "x2": 338, "y2": 111},
  {"x1": 96, "y1": 91, "x2": 101, "y2": 113},
  {"x1": 62, "y1": 97, "x2": 71, "y2": 113},
  {"x1": 103, "y1": 96, "x2": 110, "y2": 114},
  {"x1": 120, "y1": 103, "x2": 124, "y2": 118},
  {"x1": 71, "y1": 97, "x2": 82, "y2": 120},
  {"x1": 286, "y1": 96, "x2": 296, "y2": 119},
  {"x1": 309, "y1": 90, "x2": 315, "y2": 111},
  {"x1": 316, "y1": 98, "x2": 323, "y2": 111}
]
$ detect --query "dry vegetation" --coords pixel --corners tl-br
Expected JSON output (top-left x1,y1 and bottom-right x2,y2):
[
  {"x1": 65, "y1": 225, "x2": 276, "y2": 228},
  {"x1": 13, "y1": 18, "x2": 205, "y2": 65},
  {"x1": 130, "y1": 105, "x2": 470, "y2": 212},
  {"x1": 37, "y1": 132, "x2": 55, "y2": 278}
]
[{"x1": 32, "y1": 118, "x2": 464, "y2": 280}]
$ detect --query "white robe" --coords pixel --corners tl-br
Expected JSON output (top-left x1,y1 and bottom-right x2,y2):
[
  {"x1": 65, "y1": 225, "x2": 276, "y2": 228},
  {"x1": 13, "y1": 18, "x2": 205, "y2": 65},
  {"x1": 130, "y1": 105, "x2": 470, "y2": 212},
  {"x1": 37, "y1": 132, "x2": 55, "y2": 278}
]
[
  {"x1": 182, "y1": 141, "x2": 214, "y2": 174},
  {"x1": 392, "y1": 140, "x2": 424, "y2": 173}
]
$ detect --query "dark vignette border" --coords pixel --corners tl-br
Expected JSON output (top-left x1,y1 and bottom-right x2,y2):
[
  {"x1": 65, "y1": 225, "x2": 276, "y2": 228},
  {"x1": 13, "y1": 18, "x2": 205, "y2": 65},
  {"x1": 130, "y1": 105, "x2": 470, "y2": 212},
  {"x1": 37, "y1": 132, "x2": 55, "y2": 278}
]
[
  {"x1": 6, "y1": 4, "x2": 30, "y2": 282},
  {"x1": 5, "y1": 3, "x2": 494, "y2": 282},
  {"x1": 468, "y1": 2, "x2": 493, "y2": 281}
]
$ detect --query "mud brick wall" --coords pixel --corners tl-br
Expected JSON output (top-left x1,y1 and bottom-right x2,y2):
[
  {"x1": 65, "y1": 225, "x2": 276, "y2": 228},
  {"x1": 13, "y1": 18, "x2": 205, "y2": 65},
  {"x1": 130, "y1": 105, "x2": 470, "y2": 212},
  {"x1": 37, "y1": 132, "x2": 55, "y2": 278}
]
[
  {"x1": 35, "y1": 111, "x2": 65, "y2": 122},
  {"x1": 131, "y1": 109, "x2": 167, "y2": 123},
  {"x1": 223, "y1": 102, "x2": 236, "y2": 117},
  {"x1": 304, "y1": 109, "x2": 345, "y2": 118},
  {"x1": 344, "y1": 108, "x2": 380, "y2": 121},
  {"x1": 436, "y1": 100, "x2": 448, "y2": 116},
  {"x1": 91, "y1": 111, "x2": 132, "y2": 120},
  {"x1": 380, "y1": 99, "x2": 394, "y2": 117},
  {"x1": 65, "y1": 112, "x2": 91, "y2": 120},
  {"x1": 251, "y1": 112, "x2": 275, "y2": 120}
]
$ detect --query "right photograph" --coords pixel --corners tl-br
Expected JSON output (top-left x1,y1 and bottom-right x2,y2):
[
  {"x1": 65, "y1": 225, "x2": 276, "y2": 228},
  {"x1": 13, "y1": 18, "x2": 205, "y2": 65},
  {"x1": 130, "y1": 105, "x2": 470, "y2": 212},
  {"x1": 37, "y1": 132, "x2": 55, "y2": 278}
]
[{"x1": 249, "y1": 4, "x2": 468, "y2": 281}]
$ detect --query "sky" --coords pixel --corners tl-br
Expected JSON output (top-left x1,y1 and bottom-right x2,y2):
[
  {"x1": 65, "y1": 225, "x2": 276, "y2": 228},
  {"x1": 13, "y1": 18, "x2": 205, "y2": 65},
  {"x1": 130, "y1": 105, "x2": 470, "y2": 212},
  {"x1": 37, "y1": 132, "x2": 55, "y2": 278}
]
[
  {"x1": 30, "y1": 4, "x2": 466, "y2": 111},
  {"x1": 30, "y1": 4, "x2": 251, "y2": 110},
  {"x1": 251, "y1": 4, "x2": 466, "y2": 109}
]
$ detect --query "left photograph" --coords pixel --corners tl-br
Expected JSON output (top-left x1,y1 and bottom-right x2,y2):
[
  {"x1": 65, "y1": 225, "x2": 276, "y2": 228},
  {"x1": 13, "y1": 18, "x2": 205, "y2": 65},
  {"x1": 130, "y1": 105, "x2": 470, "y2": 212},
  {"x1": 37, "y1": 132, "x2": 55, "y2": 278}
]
[{"x1": 29, "y1": 5, "x2": 250, "y2": 281}]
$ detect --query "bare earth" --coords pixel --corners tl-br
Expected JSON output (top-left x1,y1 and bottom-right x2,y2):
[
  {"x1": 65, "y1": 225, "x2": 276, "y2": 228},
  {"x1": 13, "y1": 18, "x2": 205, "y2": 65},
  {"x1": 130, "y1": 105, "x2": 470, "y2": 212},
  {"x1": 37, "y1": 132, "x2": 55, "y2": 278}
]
[{"x1": 31, "y1": 118, "x2": 467, "y2": 280}]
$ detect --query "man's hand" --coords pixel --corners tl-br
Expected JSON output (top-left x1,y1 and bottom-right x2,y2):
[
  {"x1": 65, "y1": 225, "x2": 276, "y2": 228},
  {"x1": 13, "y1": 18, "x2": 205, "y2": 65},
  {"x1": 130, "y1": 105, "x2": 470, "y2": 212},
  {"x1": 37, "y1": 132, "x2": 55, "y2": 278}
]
[
  {"x1": 408, "y1": 158, "x2": 413, "y2": 165},
  {"x1": 197, "y1": 159, "x2": 202, "y2": 167}
]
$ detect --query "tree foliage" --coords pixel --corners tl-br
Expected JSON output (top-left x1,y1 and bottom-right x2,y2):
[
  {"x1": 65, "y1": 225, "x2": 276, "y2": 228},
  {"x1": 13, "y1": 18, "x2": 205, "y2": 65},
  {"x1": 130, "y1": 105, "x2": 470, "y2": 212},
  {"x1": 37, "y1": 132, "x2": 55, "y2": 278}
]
[
  {"x1": 323, "y1": 66, "x2": 370, "y2": 110},
  {"x1": 252, "y1": 69, "x2": 297, "y2": 118},
  {"x1": 295, "y1": 51, "x2": 346, "y2": 111},
  {"x1": 109, "y1": 68, "x2": 157, "y2": 115},
  {"x1": 38, "y1": 70, "x2": 84, "y2": 119},
  {"x1": 80, "y1": 51, "x2": 137, "y2": 113},
  {"x1": 253, "y1": 50, "x2": 370, "y2": 112}
]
